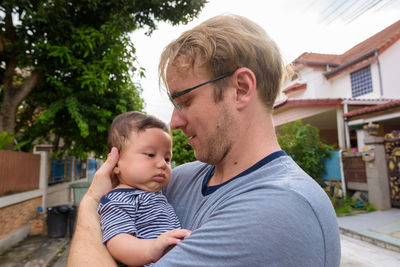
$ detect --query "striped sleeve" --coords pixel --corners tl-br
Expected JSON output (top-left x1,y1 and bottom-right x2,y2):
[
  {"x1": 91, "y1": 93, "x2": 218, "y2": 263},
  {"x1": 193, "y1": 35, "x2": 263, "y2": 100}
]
[{"x1": 98, "y1": 197, "x2": 138, "y2": 243}]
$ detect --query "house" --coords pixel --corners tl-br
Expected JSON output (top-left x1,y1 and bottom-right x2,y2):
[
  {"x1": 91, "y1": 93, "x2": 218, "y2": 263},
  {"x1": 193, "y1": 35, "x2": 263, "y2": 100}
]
[
  {"x1": 274, "y1": 19, "x2": 400, "y2": 151},
  {"x1": 273, "y1": 20, "x2": 400, "y2": 209}
]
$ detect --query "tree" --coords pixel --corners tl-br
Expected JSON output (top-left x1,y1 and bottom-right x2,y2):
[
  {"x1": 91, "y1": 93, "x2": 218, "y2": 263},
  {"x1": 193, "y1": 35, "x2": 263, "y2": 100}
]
[
  {"x1": 277, "y1": 120, "x2": 334, "y2": 182},
  {"x1": 172, "y1": 129, "x2": 195, "y2": 166},
  {"x1": 0, "y1": 0, "x2": 206, "y2": 157}
]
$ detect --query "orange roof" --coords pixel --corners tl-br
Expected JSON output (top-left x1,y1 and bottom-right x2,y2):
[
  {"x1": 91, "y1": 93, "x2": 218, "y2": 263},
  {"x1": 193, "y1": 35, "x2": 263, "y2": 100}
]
[
  {"x1": 339, "y1": 19, "x2": 400, "y2": 64},
  {"x1": 282, "y1": 83, "x2": 307, "y2": 94},
  {"x1": 343, "y1": 99, "x2": 400, "y2": 118},
  {"x1": 274, "y1": 98, "x2": 342, "y2": 110},
  {"x1": 273, "y1": 98, "x2": 392, "y2": 110},
  {"x1": 294, "y1": 20, "x2": 400, "y2": 77},
  {"x1": 295, "y1": 52, "x2": 340, "y2": 65}
]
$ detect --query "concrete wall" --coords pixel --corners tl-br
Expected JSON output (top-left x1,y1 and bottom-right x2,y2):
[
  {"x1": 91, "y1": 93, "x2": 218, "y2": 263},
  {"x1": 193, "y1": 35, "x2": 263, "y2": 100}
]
[
  {"x1": 380, "y1": 40, "x2": 400, "y2": 98},
  {"x1": 0, "y1": 197, "x2": 42, "y2": 254}
]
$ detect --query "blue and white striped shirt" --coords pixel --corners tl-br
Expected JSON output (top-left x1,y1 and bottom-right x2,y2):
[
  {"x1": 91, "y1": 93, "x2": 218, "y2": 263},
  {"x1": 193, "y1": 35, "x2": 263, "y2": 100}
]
[{"x1": 97, "y1": 188, "x2": 181, "y2": 244}]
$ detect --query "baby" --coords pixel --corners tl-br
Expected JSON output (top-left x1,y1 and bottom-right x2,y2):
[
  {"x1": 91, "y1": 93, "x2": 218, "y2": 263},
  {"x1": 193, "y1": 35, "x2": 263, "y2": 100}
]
[{"x1": 97, "y1": 111, "x2": 190, "y2": 266}]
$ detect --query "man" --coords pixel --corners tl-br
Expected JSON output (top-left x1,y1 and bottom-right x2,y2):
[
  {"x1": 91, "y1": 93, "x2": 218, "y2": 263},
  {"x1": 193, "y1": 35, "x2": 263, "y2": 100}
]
[{"x1": 68, "y1": 14, "x2": 341, "y2": 266}]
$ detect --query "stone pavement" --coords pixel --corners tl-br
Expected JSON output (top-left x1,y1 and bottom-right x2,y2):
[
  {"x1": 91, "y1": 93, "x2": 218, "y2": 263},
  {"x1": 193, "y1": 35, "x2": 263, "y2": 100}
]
[
  {"x1": 0, "y1": 208, "x2": 399, "y2": 266},
  {"x1": 0, "y1": 235, "x2": 70, "y2": 267},
  {"x1": 337, "y1": 208, "x2": 400, "y2": 252}
]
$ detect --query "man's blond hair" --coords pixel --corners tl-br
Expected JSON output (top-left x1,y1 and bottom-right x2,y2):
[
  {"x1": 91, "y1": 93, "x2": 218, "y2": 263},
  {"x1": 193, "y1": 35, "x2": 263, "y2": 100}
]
[{"x1": 159, "y1": 14, "x2": 286, "y2": 109}]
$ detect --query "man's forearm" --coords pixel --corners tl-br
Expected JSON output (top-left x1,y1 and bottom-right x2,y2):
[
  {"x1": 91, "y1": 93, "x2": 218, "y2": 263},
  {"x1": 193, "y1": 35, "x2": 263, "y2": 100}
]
[{"x1": 67, "y1": 194, "x2": 117, "y2": 267}]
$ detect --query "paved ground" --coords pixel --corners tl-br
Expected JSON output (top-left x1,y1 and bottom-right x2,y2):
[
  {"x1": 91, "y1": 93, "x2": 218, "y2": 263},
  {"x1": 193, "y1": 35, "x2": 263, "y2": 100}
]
[
  {"x1": 341, "y1": 234, "x2": 400, "y2": 266},
  {"x1": 0, "y1": 236, "x2": 69, "y2": 267},
  {"x1": 337, "y1": 208, "x2": 400, "y2": 252}
]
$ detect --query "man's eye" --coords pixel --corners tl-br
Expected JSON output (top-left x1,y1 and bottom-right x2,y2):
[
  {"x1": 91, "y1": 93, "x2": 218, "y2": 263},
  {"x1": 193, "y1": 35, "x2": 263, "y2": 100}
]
[
  {"x1": 181, "y1": 100, "x2": 191, "y2": 108},
  {"x1": 177, "y1": 98, "x2": 191, "y2": 109}
]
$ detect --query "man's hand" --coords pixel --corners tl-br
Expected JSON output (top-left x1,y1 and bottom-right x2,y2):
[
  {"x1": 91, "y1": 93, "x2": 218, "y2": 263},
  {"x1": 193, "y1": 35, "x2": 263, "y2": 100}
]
[
  {"x1": 67, "y1": 148, "x2": 119, "y2": 267},
  {"x1": 148, "y1": 229, "x2": 192, "y2": 262},
  {"x1": 86, "y1": 147, "x2": 119, "y2": 202}
]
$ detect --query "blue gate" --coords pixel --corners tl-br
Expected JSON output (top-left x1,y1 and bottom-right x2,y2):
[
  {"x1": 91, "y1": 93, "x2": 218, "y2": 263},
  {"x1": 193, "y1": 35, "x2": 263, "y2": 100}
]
[{"x1": 322, "y1": 150, "x2": 341, "y2": 181}]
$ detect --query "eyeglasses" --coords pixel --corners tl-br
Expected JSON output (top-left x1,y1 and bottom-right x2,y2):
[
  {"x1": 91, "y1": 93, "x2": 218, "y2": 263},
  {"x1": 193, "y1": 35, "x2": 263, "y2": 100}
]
[{"x1": 168, "y1": 71, "x2": 235, "y2": 112}]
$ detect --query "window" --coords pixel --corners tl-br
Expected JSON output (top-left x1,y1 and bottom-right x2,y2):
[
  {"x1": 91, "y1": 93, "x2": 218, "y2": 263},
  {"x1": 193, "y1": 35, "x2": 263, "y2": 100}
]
[{"x1": 351, "y1": 66, "x2": 373, "y2": 97}]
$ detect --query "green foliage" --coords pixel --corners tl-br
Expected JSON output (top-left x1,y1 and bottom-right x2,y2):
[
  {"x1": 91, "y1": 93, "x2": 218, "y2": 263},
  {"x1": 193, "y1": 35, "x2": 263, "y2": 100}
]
[
  {"x1": 331, "y1": 196, "x2": 376, "y2": 216},
  {"x1": 172, "y1": 129, "x2": 195, "y2": 166},
  {"x1": 324, "y1": 181, "x2": 375, "y2": 216},
  {"x1": 277, "y1": 120, "x2": 334, "y2": 181},
  {"x1": 1, "y1": 0, "x2": 206, "y2": 158},
  {"x1": 0, "y1": 131, "x2": 13, "y2": 149}
]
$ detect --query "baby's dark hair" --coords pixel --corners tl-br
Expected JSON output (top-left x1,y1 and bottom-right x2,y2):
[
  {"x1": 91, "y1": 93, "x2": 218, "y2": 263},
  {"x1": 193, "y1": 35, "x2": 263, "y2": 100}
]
[{"x1": 108, "y1": 111, "x2": 170, "y2": 153}]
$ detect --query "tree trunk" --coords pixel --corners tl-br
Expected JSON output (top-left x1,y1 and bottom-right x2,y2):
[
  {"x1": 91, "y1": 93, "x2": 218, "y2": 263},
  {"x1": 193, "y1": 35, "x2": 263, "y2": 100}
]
[
  {"x1": 0, "y1": 7, "x2": 42, "y2": 139},
  {"x1": 0, "y1": 70, "x2": 42, "y2": 136}
]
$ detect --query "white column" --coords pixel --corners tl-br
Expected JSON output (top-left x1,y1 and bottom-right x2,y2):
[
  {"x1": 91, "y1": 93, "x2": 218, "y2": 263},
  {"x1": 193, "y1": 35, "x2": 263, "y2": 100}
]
[
  {"x1": 34, "y1": 150, "x2": 49, "y2": 211},
  {"x1": 336, "y1": 107, "x2": 346, "y2": 150},
  {"x1": 356, "y1": 129, "x2": 366, "y2": 152}
]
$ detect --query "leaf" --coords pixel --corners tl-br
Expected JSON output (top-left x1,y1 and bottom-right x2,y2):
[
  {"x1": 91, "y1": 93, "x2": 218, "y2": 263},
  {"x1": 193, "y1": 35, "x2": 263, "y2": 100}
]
[{"x1": 0, "y1": 132, "x2": 14, "y2": 149}]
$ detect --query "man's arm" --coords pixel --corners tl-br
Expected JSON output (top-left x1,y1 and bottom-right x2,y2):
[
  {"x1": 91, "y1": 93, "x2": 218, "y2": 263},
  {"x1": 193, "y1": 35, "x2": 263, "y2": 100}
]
[
  {"x1": 107, "y1": 229, "x2": 191, "y2": 266},
  {"x1": 67, "y1": 148, "x2": 119, "y2": 267}
]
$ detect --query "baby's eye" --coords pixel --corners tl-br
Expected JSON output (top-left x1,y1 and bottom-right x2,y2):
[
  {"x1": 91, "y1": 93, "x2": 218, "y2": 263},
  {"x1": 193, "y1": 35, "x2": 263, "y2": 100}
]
[
  {"x1": 165, "y1": 157, "x2": 171, "y2": 163},
  {"x1": 146, "y1": 153, "x2": 155, "y2": 158}
]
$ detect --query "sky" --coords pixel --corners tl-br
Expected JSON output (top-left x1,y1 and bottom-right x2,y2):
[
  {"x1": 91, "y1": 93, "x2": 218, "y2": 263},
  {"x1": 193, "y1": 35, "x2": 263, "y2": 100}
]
[{"x1": 130, "y1": 0, "x2": 400, "y2": 124}]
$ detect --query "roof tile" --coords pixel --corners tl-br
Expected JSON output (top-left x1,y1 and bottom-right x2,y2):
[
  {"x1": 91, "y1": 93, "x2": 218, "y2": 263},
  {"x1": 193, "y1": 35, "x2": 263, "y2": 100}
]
[{"x1": 294, "y1": 20, "x2": 400, "y2": 74}]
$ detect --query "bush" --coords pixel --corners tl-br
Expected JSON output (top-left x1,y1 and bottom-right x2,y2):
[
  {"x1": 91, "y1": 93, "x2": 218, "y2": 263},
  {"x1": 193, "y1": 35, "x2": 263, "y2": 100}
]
[
  {"x1": 277, "y1": 120, "x2": 334, "y2": 181},
  {"x1": 172, "y1": 129, "x2": 195, "y2": 167}
]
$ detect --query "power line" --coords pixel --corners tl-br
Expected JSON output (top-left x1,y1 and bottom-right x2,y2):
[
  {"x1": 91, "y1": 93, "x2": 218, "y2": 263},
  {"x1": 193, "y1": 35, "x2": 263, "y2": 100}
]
[
  {"x1": 314, "y1": 0, "x2": 399, "y2": 24},
  {"x1": 324, "y1": 0, "x2": 357, "y2": 24},
  {"x1": 345, "y1": 0, "x2": 383, "y2": 24}
]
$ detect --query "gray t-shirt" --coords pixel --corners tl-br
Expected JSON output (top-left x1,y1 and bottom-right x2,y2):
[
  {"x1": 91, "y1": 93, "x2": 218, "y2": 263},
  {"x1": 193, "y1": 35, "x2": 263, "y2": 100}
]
[{"x1": 157, "y1": 151, "x2": 341, "y2": 267}]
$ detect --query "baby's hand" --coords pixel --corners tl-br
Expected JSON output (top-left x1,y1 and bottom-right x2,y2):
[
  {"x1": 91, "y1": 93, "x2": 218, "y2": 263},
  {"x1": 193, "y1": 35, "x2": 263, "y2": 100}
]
[{"x1": 149, "y1": 229, "x2": 191, "y2": 262}]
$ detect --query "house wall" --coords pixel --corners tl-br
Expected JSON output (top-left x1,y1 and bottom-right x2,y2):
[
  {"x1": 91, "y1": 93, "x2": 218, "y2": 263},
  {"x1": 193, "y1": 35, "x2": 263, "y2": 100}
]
[
  {"x1": 326, "y1": 62, "x2": 379, "y2": 99},
  {"x1": 273, "y1": 106, "x2": 333, "y2": 126},
  {"x1": 320, "y1": 129, "x2": 339, "y2": 146},
  {"x1": 0, "y1": 197, "x2": 42, "y2": 240},
  {"x1": 289, "y1": 68, "x2": 331, "y2": 99},
  {"x1": 0, "y1": 197, "x2": 43, "y2": 254},
  {"x1": 328, "y1": 74, "x2": 349, "y2": 98},
  {"x1": 380, "y1": 40, "x2": 400, "y2": 98}
]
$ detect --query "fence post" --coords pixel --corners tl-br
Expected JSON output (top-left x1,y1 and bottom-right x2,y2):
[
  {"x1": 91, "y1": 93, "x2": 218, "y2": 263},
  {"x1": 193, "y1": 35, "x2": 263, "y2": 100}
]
[
  {"x1": 34, "y1": 150, "x2": 49, "y2": 211},
  {"x1": 363, "y1": 135, "x2": 391, "y2": 210}
]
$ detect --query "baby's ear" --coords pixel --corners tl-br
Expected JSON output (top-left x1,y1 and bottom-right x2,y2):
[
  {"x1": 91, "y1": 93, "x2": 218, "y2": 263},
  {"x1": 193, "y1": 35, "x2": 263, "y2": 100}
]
[
  {"x1": 111, "y1": 173, "x2": 119, "y2": 188},
  {"x1": 113, "y1": 166, "x2": 120, "y2": 174}
]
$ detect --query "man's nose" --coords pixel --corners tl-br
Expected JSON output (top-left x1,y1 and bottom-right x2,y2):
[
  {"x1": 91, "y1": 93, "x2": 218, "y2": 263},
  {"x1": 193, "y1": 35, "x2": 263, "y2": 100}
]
[{"x1": 170, "y1": 109, "x2": 186, "y2": 130}]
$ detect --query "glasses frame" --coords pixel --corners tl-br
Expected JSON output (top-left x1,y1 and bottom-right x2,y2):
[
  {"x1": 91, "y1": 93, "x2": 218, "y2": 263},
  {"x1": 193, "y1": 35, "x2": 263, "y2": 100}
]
[{"x1": 169, "y1": 70, "x2": 235, "y2": 112}]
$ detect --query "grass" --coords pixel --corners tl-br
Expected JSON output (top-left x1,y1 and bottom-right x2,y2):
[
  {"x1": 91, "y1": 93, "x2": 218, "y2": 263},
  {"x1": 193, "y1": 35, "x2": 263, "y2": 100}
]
[{"x1": 331, "y1": 196, "x2": 376, "y2": 216}]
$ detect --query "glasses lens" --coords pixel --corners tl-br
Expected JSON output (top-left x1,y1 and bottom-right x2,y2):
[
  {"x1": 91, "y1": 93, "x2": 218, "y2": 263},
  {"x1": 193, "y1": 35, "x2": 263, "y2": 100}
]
[{"x1": 168, "y1": 93, "x2": 181, "y2": 112}]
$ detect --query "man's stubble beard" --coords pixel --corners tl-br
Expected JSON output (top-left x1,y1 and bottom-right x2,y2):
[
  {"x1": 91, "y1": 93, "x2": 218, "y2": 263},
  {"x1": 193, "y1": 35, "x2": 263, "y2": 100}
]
[{"x1": 195, "y1": 105, "x2": 235, "y2": 165}]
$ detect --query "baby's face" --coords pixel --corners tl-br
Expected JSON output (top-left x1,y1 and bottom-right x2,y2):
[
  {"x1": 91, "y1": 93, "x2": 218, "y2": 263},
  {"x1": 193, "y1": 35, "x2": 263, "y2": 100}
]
[{"x1": 114, "y1": 128, "x2": 172, "y2": 192}]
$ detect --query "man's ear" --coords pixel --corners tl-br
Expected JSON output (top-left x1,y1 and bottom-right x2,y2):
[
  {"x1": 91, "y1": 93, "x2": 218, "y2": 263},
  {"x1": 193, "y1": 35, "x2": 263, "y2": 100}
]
[{"x1": 233, "y1": 68, "x2": 256, "y2": 110}]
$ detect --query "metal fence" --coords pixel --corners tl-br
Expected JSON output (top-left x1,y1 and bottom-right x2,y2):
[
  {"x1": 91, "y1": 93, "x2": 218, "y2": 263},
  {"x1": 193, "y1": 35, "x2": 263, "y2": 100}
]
[
  {"x1": 48, "y1": 158, "x2": 100, "y2": 185},
  {"x1": 48, "y1": 158, "x2": 87, "y2": 185}
]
